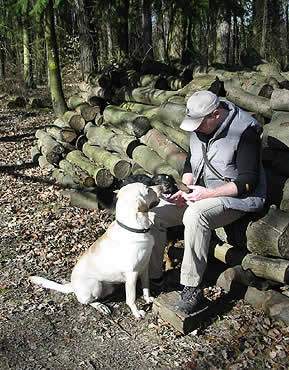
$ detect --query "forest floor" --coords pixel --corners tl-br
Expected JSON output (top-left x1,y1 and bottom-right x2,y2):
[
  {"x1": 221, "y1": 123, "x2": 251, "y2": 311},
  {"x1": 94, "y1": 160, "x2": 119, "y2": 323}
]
[{"x1": 0, "y1": 91, "x2": 289, "y2": 369}]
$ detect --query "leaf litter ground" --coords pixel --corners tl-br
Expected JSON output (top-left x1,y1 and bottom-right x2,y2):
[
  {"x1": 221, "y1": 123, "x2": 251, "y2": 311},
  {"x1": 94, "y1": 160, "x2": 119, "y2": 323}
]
[{"x1": 0, "y1": 106, "x2": 289, "y2": 370}]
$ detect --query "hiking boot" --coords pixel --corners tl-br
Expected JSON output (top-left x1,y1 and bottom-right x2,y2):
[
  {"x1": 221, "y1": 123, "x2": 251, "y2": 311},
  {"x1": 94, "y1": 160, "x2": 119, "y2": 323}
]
[{"x1": 175, "y1": 286, "x2": 205, "y2": 314}]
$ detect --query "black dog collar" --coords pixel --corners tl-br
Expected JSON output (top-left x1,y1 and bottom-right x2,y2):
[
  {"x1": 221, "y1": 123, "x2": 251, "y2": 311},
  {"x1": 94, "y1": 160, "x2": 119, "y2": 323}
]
[{"x1": 116, "y1": 220, "x2": 150, "y2": 233}]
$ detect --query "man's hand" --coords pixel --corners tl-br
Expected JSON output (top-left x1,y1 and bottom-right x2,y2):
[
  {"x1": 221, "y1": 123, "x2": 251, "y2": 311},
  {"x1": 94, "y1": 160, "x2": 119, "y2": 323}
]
[
  {"x1": 167, "y1": 190, "x2": 186, "y2": 208},
  {"x1": 183, "y1": 185, "x2": 212, "y2": 202}
]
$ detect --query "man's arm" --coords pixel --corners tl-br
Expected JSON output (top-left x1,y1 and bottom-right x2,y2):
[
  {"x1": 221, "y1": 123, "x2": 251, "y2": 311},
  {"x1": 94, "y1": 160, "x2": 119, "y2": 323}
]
[{"x1": 182, "y1": 148, "x2": 194, "y2": 186}]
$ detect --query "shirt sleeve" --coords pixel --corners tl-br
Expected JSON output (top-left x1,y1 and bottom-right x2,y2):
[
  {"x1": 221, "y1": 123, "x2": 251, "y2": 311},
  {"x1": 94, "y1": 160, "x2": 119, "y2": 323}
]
[{"x1": 233, "y1": 126, "x2": 261, "y2": 196}]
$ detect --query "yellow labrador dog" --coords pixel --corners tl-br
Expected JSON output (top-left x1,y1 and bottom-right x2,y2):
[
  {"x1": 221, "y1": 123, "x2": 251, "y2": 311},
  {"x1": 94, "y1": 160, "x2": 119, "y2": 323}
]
[{"x1": 30, "y1": 183, "x2": 162, "y2": 319}]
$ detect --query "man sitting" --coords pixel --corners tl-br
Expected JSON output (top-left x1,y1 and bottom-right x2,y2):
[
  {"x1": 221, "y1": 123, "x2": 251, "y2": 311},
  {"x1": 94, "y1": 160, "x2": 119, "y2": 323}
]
[{"x1": 149, "y1": 90, "x2": 266, "y2": 314}]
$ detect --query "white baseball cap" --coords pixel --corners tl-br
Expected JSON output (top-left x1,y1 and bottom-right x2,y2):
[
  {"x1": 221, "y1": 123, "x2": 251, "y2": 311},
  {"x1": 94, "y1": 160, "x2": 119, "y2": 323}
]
[{"x1": 180, "y1": 90, "x2": 220, "y2": 132}]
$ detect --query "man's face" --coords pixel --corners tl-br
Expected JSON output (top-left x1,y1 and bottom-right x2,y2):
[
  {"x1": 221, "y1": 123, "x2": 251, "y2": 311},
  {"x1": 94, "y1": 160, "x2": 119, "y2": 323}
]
[{"x1": 195, "y1": 110, "x2": 219, "y2": 135}]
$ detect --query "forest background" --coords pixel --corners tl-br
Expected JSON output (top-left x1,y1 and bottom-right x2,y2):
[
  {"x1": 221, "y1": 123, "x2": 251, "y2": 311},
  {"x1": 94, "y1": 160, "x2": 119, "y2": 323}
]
[{"x1": 1, "y1": 0, "x2": 289, "y2": 114}]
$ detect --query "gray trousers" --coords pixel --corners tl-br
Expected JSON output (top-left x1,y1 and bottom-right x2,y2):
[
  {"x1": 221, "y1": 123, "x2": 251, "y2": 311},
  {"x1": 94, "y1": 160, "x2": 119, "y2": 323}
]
[{"x1": 149, "y1": 197, "x2": 245, "y2": 287}]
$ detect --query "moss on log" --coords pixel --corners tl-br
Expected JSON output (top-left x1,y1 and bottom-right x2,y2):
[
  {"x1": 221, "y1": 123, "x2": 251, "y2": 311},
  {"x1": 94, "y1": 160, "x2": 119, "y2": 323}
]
[
  {"x1": 66, "y1": 150, "x2": 113, "y2": 188},
  {"x1": 242, "y1": 254, "x2": 289, "y2": 284},
  {"x1": 246, "y1": 207, "x2": 289, "y2": 259},
  {"x1": 150, "y1": 119, "x2": 189, "y2": 152},
  {"x1": 103, "y1": 105, "x2": 151, "y2": 137},
  {"x1": 62, "y1": 111, "x2": 86, "y2": 132},
  {"x1": 82, "y1": 143, "x2": 131, "y2": 179},
  {"x1": 140, "y1": 128, "x2": 186, "y2": 174},
  {"x1": 118, "y1": 86, "x2": 178, "y2": 105},
  {"x1": 131, "y1": 145, "x2": 180, "y2": 180},
  {"x1": 86, "y1": 125, "x2": 140, "y2": 158},
  {"x1": 262, "y1": 111, "x2": 289, "y2": 150},
  {"x1": 59, "y1": 159, "x2": 95, "y2": 188}
]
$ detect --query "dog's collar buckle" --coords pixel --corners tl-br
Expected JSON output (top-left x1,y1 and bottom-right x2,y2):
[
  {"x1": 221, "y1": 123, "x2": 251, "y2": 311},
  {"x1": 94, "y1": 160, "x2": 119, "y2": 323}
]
[{"x1": 116, "y1": 220, "x2": 150, "y2": 233}]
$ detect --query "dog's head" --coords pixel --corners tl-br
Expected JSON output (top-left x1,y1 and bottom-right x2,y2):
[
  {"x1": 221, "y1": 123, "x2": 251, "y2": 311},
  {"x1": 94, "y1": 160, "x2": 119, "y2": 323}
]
[
  {"x1": 151, "y1": 174, "x2": 178, "y2": 195},
  {"x1": 115, "y1": 183, "x2": 162, "y2": 229}
]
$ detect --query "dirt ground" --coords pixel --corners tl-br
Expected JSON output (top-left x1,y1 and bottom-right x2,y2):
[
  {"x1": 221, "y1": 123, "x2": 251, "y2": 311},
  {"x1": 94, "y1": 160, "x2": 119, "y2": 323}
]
[{"x1": 1, "y1": 105, "x2": 289, "y2": 370}]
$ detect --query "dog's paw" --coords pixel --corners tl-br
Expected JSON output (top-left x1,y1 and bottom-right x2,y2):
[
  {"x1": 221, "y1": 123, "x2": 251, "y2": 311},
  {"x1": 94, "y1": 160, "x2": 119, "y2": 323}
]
[
  {"x1": 134, "y1": 309, "x2": 146, "y2": 319},
  {"x1": 144, "y1": 296, "x2": 154, "y2": 304}
]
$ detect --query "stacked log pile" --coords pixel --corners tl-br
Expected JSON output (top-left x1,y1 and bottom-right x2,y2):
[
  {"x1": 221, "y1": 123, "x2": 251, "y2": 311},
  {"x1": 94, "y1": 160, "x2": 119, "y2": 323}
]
[{"x1": 33, "y1": 61, "x2": 289, "y2": 324}]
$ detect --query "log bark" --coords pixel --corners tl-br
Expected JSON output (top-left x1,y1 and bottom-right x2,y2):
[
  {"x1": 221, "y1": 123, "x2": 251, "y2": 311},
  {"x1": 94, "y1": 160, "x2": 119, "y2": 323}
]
[
  {"x1": 80, "y1": 91, "x2": 107, "y2": 108},
  {"x1": 213, "y1": 243, "x2": 247, "y2": 266},
  {"x1": 38, "y1": 155, "x2": 55, "y2": 171},
  {"x1": 46, "y1": 126, "x2": 77, "y2": 143},
  {"x1": 262, "y1": 111, "x2": 289, "y2": 150},
  {"x1": 30, "y1": 145, "x2": 41, "y2": 163},
  {"x1": 224, "y1": 82, "x2": 272, "y2": 118},
  {"x1": 103, "y1": 105, "x2": 151, "y2": 137},
  {"x1": 52, "y1": 168, "x2": 80, "y2": 189},
  {"x1": 156, "y1": 102, "x2": 186, "y2": 131},
  {"x1": 167, "y1": 77, "x2": 187, "y2": 90},
  {"x1": 246, "y1": 207, "x2": 289, "y2": 259},
  {"x1": 117, "y1": 86, "x2": 178, "y2": 106},
  {"x1": 86, "y1": 125, "x2": 140, "y2": 158},
  {"x1": 66, "y1": 150, "x2": 114, "y2": 188},
  {"x1": 75, "y1": 103, "x2": 100, "y2": 122},
  {"x1": 264, "y1": 168, "x2": 288, "y2": 209},
  {"x1": 51, "y1": 117, "x2": 70, "y2": 129},
  {"x1": 67, "y1": 95, "x2": 86, "y2": 109},
  {"x1": 271, "y1": 88, "x2": 289, "y2": 111},
  {"x1": 167, "y1": 95, "x2": 186, "y2": 105},
  {"x1": 83, "y1": 143, "x2": 131, "y2": 179},
  {"x1": 140, "y1": 128, "x2": 186, "y2": 174},
  {"x1": 216, "y1": 265, "x2": 266, "y2": 292},
  {"x1": 245, "y1": 287, "x2": 289, "y2": 325},
  {"x1": 64, "y1": 189, "x2": 99, "y2": 209},
  {"x1": 131, "y1": 145, "x2": 180, "y2": 180},
  {"x1": 120, "y1": 102, "x2": 157, "y2": 116},
  {"x1": 62, "y1": 111, "x2": 86, "y2": 132},
  {"x1": 178, "y1": 75, "x2": 218, "y2": 97},
  {"x1": 280, "y1": 179, "x2": 289, "y2": 212},
  {"x1": 242, "y1": 254, "x2": 289, "y2": 284},
  {"x1": 36, "y1": 129, "x2": 65, "y2": 164},
  {"x1": 59, "y1": 159, "x2": 95, "y2": 188},
  {"x1": 150, "y1": 119, "x2": 189, "y2": 152}
]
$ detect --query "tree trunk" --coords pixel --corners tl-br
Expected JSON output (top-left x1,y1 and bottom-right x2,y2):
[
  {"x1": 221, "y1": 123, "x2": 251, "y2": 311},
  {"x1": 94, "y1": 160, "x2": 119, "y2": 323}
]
[
  {"x1": 213, "y1": 243, "x2": 247, "y2": 266},
  {"x1": 242, "y1": 254, "x2": 289, "y2": 284},
  {"x1": 246, "y1": 207, "x2": 289, "y2": 259},
  {"x1": 75, "y1": 103, "x2": 100, "y2": 122},
  {"x1": 22, "y1": 9, "x2": 34, "y2": 89},
  {"x1": 74, "y1": 0, "x2": 97, "y2": 81},
  {"x1": 83, "y1": 143, "x2": 131, "y2": 179},
  {"x1": 46, "y1": 126, "x2": 77, "y2": 143},
  {"x1": 36, "y1": 129, "x2": 65, "y2": 165},
  {"x1": 141, "y1": 0, "x2": 153, "y2": 59},
  {"x1": 44, "y1": 0, "x2": 68, "y2": 116}
]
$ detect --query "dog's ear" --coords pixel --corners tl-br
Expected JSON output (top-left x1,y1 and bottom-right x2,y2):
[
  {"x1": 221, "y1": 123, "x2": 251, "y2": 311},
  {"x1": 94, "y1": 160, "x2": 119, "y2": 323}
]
[{"x1": 137, "y1": 199, "x2": 149, "y2": 213}]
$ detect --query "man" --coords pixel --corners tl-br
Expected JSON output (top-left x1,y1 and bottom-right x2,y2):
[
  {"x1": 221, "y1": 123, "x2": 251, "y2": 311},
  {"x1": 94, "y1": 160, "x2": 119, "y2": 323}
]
[{"x1": 149, "y1": 90, "x2": 266, "y2": 314}]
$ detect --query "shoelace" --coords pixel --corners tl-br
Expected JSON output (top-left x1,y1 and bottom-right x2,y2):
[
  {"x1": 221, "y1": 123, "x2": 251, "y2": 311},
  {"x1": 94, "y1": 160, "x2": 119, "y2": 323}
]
[{"x1": 181, "y1": 286, "x2": 200, "y2": 301}]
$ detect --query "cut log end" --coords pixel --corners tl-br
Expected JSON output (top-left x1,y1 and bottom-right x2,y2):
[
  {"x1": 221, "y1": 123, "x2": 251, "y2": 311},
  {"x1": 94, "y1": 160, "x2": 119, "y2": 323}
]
[{"x1": 94, "y1": 169, "x2": 114, "y2": 188}]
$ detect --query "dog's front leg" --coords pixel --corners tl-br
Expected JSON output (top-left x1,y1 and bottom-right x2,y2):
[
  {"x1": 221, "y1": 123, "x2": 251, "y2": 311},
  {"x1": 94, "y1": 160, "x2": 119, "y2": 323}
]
[
  {"x1": 140, "y1": 268, "x2": 154, "y2": 304},
  {"x1": 125, "y1": 272, "x2": 145, "y2": 319}
]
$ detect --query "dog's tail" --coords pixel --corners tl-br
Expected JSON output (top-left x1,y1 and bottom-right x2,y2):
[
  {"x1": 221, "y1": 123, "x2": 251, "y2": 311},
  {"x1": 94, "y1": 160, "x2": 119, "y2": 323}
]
[{"x1": 29, "y1": 276, "x2": 73, "y2": 294}]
